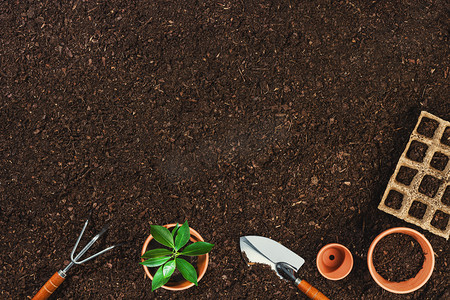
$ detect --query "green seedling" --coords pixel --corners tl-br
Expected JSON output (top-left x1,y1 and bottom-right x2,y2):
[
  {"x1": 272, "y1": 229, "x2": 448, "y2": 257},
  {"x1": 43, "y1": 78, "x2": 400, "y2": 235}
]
[{"x1": 140, "y1": 221, "x2": 214, "y2": 291}]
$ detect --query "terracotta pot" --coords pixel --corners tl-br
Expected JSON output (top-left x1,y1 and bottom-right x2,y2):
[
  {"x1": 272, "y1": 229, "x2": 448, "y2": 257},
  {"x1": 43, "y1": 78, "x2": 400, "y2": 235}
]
[
  {"x1": 316, "y1": 243, "x2": 353, "y2": 280},
  {"x1": 141, "y1": 223, "x2": 209, "y2": 291},
  {"x1": 367, "y1": 227, "x2": 435, "y2": 294}
]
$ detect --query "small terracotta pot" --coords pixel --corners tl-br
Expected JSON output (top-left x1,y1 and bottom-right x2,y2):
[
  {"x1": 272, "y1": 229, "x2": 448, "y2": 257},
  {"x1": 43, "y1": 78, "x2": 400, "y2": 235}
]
[
  {"x1": 141, "y1": 223, "x2": 209, "y2": 291},
  {"x1": 316, "y1": 243, "x2": 353, "y2": 280},
  {"x1": 367, "y1": 227, "x2": 435, "y2": 294}
]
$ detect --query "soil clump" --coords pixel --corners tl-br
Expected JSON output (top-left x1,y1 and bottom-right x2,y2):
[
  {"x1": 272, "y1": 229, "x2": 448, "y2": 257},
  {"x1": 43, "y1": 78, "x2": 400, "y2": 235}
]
[{"x1": 373, "y1": 233, "x2": 425, "y2": 282}]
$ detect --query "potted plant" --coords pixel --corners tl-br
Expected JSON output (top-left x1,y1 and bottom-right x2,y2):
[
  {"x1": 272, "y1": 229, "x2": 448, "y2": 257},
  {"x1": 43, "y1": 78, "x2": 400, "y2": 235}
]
[{"x1": 140, "y1": 221, "x2": 214, "y2": 291}]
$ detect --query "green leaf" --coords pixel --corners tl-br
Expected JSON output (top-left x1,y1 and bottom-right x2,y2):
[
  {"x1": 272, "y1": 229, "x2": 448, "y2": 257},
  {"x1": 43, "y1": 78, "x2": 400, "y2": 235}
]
[
  {"x1": 176, "y1": 258, "x2": 198, "y2": 285},
  {"x1": 151, "y1": 225, "x2": 175, "y2": 249},
  {"x1": 175, "y1": 221, "x2": 190, "y2": 250},
  {"x1": 141, "y1": 248, "x2": 173, "y2": 259},
  {"x1": 139, "y1": 256, "x2": 171, "y2": 267},
  {"x1": 180, "y1": 242, "x2": 214, "y2": 256},
  {"x1": 152, "y1": 265, "x2": 171, "y2": 291},
  {"x1": 171, "y1": 223, "x2": 180, "y2": 237},
  {"x1": 162, "y1": 259, "x2": 176, "y2": 278}
]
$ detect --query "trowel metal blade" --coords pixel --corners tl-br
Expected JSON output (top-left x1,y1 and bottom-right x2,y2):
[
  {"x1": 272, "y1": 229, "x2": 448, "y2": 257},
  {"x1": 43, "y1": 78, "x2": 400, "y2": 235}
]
[{"x1": 239, "y1": 236, "x2": 305, "y2": 279}]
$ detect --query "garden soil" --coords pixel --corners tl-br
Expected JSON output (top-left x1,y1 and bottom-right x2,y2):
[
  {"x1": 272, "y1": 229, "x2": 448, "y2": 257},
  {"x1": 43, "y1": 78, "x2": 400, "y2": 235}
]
[
  {"x1": 1, "y1": 1, "x2": 449, "y2": 299},
  {"x1": 373, "y1": 233, "x2": 424, "y2": 282}
]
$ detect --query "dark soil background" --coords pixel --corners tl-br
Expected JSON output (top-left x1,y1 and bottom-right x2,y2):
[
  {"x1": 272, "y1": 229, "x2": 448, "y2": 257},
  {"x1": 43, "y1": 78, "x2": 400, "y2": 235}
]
[{"x1": 1, "y1": 0, "x2": 449, "y2": 299}]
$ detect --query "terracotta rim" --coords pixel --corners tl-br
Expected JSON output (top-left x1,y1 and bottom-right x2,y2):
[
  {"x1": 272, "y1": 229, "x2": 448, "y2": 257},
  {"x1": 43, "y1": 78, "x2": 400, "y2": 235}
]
[
  {"x1": 141, "y1": 223, "x2": 210, "y2": 291},
  {"x1": 367, "y1": 227, "x2": 435, "y2": 294},
  {"x1": 316, "y1": 243, "x2": 353, "y2": 280}
]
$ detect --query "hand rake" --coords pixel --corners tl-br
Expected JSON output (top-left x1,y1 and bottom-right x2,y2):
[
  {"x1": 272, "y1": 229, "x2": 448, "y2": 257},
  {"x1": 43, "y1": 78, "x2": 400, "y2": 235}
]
[{"x1": 32, "y1": 214, "x2": 120, "y2": 300}]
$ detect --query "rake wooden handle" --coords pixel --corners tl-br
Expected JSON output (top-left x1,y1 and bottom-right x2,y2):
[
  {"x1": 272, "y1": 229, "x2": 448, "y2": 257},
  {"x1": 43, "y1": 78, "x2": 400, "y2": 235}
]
[
  {"x1": 297, "y1": 280, "x2": 329, "y2": 300},
  {"x1": 32, "y1": 272, "x2": 65, "y2": 300}
]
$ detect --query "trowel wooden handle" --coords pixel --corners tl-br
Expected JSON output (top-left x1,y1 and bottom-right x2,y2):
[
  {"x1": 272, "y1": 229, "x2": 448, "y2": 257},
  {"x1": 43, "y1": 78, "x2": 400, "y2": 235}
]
[
  {"x1": 32, "y1": 272, "x2": 65, "y2": 300},
  {"x1": 297, "y1": 280, "x2": 329, "y2": 300}
]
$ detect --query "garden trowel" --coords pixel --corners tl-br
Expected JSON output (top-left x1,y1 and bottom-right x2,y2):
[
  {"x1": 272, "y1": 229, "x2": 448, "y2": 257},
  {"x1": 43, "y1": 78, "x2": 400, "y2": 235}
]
[{"x1": 240, "y1": 236, "x2": 329, "y2": 300}]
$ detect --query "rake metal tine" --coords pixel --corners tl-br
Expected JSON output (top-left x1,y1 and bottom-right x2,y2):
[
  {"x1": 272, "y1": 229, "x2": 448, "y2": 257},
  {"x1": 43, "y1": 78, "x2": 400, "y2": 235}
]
[
  {"x1": 76, "y1": 243, "x2": 120, "y2": 264},
  {"x1": 72, "y1": 223, "x2": 110, "y2": 265},
  {"x1": 70, "y1": 217, "x2": 90, "y2": 262}
]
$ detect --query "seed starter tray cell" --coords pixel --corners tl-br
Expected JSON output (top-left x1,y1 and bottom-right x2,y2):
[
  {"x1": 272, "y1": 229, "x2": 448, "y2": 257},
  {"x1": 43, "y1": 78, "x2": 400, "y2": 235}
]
[{"x1": 378, "y1": 111, "x2": 450, "y2": 239}]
